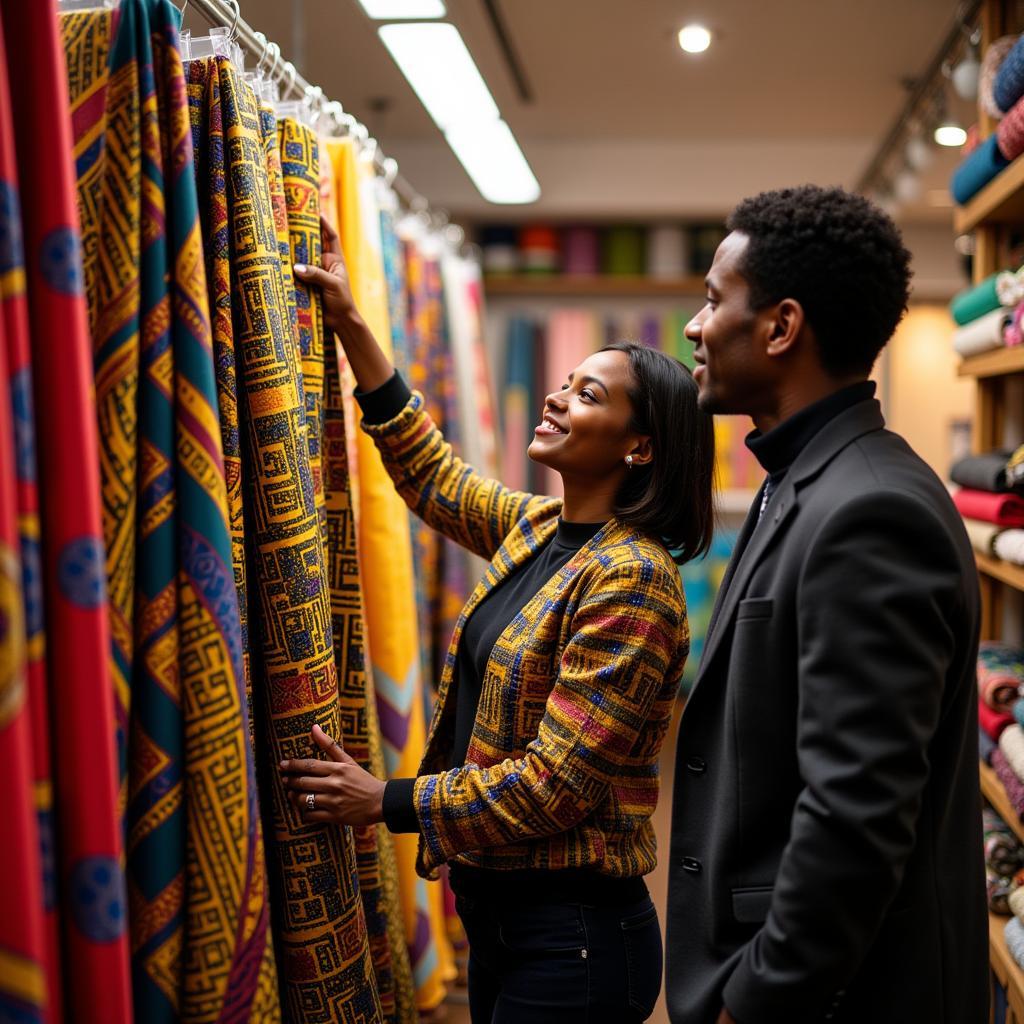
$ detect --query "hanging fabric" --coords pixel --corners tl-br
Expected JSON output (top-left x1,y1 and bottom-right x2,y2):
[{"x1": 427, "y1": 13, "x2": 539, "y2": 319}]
[
  {"x1": 62, "y1": 1, "x2": 278, "y2": 1018},
  {"x1": 327, "y1": 136, "x2": 455, "y2": 1015},
  {"x1": 0, "y1": 17, "x2": 49, "y2": 1019},
  {"x1": 185, "y1": 55, "x2": 379, "y2": 1023},
  {"x1": 4, "y1": 0, "x2": 132, "y2": 1019}
]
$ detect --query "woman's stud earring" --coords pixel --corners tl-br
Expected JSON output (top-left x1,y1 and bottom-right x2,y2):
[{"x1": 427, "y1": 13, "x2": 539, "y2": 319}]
[{"x1": 625, "y1": 455, "x2": 634, "y2": 469}]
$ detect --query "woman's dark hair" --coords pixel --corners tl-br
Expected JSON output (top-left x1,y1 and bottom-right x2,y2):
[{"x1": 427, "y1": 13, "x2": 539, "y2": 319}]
[{"x1": 601, "y1": 342, "x2": 715, "y2": 564}]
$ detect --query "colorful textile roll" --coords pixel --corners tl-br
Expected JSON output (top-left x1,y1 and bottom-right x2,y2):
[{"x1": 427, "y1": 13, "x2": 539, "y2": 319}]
[
  {"x1": 328, "y1": 135, "x2": 453, "y2": 1015},
  {"x1": 979, "y1": 642, "x2": 1024, "y2": 712},
  {"x1": 955, "y1": 488, "x2": 1024, "y2": 526},
  {"x1": 953, "y1": 306, "x2": 1011, "y2": 356},
  {"x1": 1001, "y1": 724, "x2": 1024, "y2": 782},
  {"x1": 982, "y1": 726, "x2": 998, "y2": 764},
  {"x1": 995, "y1": 529, "x2": 1024, "y2": 565},
  {"x1": 983, "y1": 36, "x2": 1018, "y2": 118},
  {"x1": 990, "y1": 866, "x2": 1019, "y2": 914},
  {"x1": 1007, "y1": 916, "x2": 1024, "y2": 969},
  {"x1": 0, "y1": 18, "x2": 49, "y2": 1008},
  {"x1": 646, "y1": 223, "x2": 688, "y2": 278},
  {"x1": 981, "y1": 698, "x2": 1015, "y2": 741},
  {"x1": 503, "y1": 317, "x2": 536, "y2": 492},
  {"x1": 1007, "y1": 301, "x2": 1024, "y2": 347},
  {"x1": 1000, "y1": 94, "x2": 1024, "y2": 161},
  {"x1": 952, "y1": 135, "x2": 1012, "y2": 206},
  {"x1": 950, "y1": 274, "x2": 1002, "y2": 326},
  {"x1": 561, "y1": 226, "x2": 600, "y2": 275},
  {"x1": 187, "y1": 56, "x2": 379, "y2": 1022},
  {"x1": 480, "y1": 225, "x2": 518, "y2": 275},
  {"x1": 1011, "y1": 885, "x2": 1024, "y2": 922},
  {"x1": 985, "y1": 807, "x2": 1024, "y2": 876},
  {"x1": 951, "y1": 451, "x2": 1014, "y2": 492},
  {"x1": 601, "y1": 225, "x2": 645, "y2": 275},
  {"x1": 962, "y1": 516, "x2": 1001, "y2": 555},
  {"x1": 518, "y1": 225, "x2": 559, "y2": 275},
  {"x1": 995, "y1": 748, "x2": 1024, "y2": 813},
  {"x1": 995, "y1": 36, "x2": 1024, "y2": 116}
]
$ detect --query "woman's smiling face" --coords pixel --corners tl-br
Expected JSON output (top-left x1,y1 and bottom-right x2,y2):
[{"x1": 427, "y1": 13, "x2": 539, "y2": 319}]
[{"x1": 528, "y1": 349, "x2": 647, "y2": 480}]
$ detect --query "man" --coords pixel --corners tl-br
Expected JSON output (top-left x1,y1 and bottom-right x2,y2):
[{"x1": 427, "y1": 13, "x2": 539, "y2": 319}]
[{"x1": 666, "y1": 185, "x2": 988, "y2": 1023}]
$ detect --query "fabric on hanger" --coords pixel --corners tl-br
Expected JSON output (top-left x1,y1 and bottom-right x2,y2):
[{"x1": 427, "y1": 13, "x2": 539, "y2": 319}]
[
  {"x1": 327, "y1": 135, "x2": 454, "y2": 1015},
  {"x1": 0, "y1": 17, "x2": 49, "y2": 1012},
  {"x1": 281, "y1": 120, "x2": 416, "y2": 1024},
  {"x1": 63, "y1": 1, "x2": 281, "y2": 1018},
  {"x1": 0, "y1": 9, "x2": 59, "y2": 1020},
  {"x1": 952, "y1": 306, "x2": 1013, "y2": 356},
  {"x1": 502, "y1": 316, "x2": 534, "y2": 492},
  {"x1": 186, "y1": 55, "x2": 379, "y2": 1022},
  {"x1": 5, "y1": 0, "x2": 134, "y2": 1018}
]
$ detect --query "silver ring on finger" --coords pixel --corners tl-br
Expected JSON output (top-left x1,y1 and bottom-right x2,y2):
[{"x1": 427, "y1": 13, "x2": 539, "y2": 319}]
[{"x1": 306, "y1": 792, "x2": 316, "y2": 811}]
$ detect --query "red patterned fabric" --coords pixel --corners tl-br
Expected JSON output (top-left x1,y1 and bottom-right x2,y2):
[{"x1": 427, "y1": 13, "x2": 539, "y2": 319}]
[
  {"x1": 998, "y1": 94, "x2": 1024, "y2": 161},
  {"x1": 3, "y1": 0, "x2": 131, "y2": 1018},
  {"x1": 980, "y1": 698, "x2": 1015, "y2": 742}
]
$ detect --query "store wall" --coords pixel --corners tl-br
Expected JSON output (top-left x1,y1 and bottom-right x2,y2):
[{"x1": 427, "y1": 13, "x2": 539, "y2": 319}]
[{"x1": 881, "y1": 304, "x2": 975, "y2": 480}]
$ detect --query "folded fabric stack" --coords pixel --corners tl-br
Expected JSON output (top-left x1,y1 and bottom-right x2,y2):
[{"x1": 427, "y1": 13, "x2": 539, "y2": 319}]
[
  {"x1": 950, "y1": 272, "x2": 1024, "y2": 356},
  {"x1": 953, "y1": 34, "x2": 1024, "y2": 204},
  {"x1": 954, "y1": 488, "x2": 1024, "y2": 569},
  {"x1": 980, "y1": 642, "x2": 1024, "y2": 713}
]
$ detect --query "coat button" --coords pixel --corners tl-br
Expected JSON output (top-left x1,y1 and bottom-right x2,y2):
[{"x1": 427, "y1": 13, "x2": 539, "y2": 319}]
[
  {"x1": 686, "y1": 756, "x2": 706, "y2": 775},
  {"x1": 680, "y1": 856, "x2": 702, "y2": 873}
]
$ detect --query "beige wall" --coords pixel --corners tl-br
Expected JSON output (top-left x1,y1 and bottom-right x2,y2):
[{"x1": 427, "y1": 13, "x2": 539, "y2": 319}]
[{"x1": 880, "y1": 304, "x2": 975, "y2": 480}]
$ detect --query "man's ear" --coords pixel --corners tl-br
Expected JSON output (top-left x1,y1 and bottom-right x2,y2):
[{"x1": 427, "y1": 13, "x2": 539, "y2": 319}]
[{"x1": 764, "y1": 298, "x2": 804, "y2": 357}]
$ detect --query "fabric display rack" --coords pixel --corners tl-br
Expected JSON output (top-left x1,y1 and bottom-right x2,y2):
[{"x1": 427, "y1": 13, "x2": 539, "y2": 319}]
[
  {"x1": 951, "y1": 3, "x2": 1024, "y2": 1020},
  {"x1": 0, "y1": 0, "x2": 496, "y2": 1020}
]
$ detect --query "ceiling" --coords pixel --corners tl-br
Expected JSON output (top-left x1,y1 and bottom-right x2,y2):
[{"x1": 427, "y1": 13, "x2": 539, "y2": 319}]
[{"x1": 183, "y1": 0, "x2": 975, "y2": 223}]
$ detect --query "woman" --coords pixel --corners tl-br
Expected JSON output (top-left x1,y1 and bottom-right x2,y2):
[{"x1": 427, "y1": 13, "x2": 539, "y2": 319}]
[{"x1": 281, "y1": 222, "x2": 715, "y2": 1023}]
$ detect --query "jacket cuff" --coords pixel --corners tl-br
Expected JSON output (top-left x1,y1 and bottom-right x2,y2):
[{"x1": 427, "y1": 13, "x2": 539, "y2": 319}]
[
  {"x1": 354, "y1": 370, "x2": 413, "y2": 425},
  {"x1": 382, "y1": 777, "x2": 420, "y2": 834}
]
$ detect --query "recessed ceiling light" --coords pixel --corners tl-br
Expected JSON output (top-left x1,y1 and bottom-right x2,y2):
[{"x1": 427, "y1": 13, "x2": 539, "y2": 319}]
[
  {"x1": 678, "y1": 24, "x2": 711, "y2": 54},
  {"x1": 445, "y1": 120, "x2": 540, "y2": 204},
  {"x1": 357, "y1": 0, "x2": 446, "y2": 18},
  {"x1": 934, "y1": 123, "x2": 967, "y2": 147}
]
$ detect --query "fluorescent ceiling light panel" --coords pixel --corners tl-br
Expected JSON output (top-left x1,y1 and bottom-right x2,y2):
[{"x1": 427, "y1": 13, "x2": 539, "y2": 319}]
[
  {"x1": 445, "y1": 120, "x2": 540, "y2": 204},
  {"x1": 378, "y1": 23, "x2": 499, "y2": 130},
  {"x1": 358, "y1": 0, "x2": 446, "y2": 18}
]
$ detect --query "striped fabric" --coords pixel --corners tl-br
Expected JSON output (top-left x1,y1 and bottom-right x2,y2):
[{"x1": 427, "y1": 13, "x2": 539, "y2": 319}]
[
  {"x1": 327, "y1": 136, "x2": 454, "y2": 1013},
  {"x1": 186, "y1": 55, "x2": 378, "y2": 1022},
  {"x1": 364, "y1": 395, "x2": 689, "y2": 878}
]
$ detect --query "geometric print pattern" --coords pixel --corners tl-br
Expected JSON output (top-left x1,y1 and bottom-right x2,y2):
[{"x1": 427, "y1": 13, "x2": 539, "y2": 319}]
[
  {"x1": 64, "y1": 2, "x2": 276, "y2": 1019},
  {"x1": 186, "y1": 55, "x2": 380, "y2": 1023}
]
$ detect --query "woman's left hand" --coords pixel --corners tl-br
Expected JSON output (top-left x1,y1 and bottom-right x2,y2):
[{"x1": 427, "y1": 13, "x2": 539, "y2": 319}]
[{"x1": 280, "y1": 724, "x2": 386, "y2": 826}]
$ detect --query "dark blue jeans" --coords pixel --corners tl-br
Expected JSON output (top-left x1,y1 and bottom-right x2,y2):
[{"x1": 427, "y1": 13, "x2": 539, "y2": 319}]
[{"x1": 455, "y1": 892, "x2": 663, "y2": 1023}]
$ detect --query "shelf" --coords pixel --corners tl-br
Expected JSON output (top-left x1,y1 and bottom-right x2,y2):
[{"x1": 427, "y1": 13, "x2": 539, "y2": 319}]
[
  {"x1": 957, "y1": 346, "x2": 1024, "y2": 378},
  {"x1": 483, "y1": 274, "x2": 706, "y2": 297},
  {"x1": 954, "y1": 153, "x2": 1024, "y2": 234},
  {"x1": 990, "y1": 910, "x2": 1024, "y2": 1021},
  {"x1": 977, "y1": 552, "x2": 1024, "y2": 592},
  {"x1": 981, "y1": 759, "x2": 1024, "y2": 845}
]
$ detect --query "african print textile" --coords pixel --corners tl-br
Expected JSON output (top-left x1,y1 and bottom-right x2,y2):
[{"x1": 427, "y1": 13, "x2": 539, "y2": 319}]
[
  {"x1": 186, "y1": 57, "x2": 380, "y2": 1023},
  {"x1": 63, "y1": 2, "x2": 277, "y2": 1018},
  {"x1": 327, "y1": 136, "x2": 454, "y2": 1014},
  {"x1": 0, "y1": 17, "x2": 48, "y2": 1024},
  {"x1": 7, "y1": 0, "x2": 131, "y2": 1018}
]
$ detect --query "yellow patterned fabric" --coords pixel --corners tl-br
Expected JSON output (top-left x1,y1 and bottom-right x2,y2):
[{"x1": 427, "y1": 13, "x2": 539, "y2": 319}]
[
  {"x1": 363, "y1": 394, "x2": 689, "y2": 878},
  {"x1": 186, "y1": 57, "x2": 379, "y2": 1022},
  {"x1": 327, "y1": 137, "x2": 454, "y2": 1012}
]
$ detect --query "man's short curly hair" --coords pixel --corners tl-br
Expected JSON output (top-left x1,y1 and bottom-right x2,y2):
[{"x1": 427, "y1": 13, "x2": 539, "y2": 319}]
[{"x1": 726, "y1": 185, "x2": 913, "y2": 377}]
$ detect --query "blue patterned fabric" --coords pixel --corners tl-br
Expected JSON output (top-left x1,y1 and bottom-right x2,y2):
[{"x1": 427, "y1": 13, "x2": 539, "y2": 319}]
[
  {"x1": 995, "y1": 36, "x2": 1024, "y2": 115},
  {"x1": 952, "y1": 135, "x2": 1012, "y2": 205}
]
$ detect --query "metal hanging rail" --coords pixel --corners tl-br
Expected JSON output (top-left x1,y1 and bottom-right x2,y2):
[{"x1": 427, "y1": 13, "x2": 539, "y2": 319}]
[{"x1": 184, "y1": 0, "x2": 464, "y2": 241}]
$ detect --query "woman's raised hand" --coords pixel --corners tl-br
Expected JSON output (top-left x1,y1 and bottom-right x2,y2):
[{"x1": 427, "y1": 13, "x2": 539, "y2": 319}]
[{"x1": 294, "y1": 216, "x2": 358, "y2": 333}]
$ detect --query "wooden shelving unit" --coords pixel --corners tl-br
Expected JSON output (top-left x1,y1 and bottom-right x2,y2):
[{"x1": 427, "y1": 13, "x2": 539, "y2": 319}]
[
  {"x1": 959, "y1": 346, "x2": 1024, "y2": 379},
  {"x1": 955, "y1": 154, "x2": 1024, "y2": 235},
  {"x1": 977, "y1": 552, "x2": 1024, "y2": 592},
  {"x1": 483, "y1": 274, "x2": 706, "y2": 297},
  {"x1": 991, "y1": 909, "x2": 1024, "y2": 1024}
]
